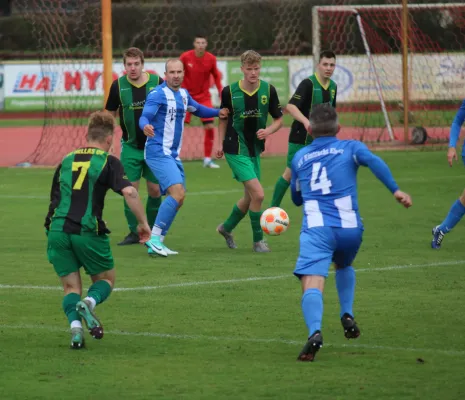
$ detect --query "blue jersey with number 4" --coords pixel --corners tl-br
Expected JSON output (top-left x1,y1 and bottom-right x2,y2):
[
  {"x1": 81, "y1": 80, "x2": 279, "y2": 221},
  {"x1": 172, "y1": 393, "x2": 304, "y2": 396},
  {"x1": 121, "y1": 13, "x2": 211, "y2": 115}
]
[{"x1": 291, "y1": 136, "x2": 399, "y2": 230}]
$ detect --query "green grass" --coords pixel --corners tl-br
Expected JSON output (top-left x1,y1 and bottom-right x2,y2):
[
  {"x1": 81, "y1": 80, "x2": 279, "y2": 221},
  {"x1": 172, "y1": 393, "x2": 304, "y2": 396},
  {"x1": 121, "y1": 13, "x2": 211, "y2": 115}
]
[
  {"x1": 1, "y1": 153, "x2": 465, "y2": 399},
  {"x1": 0, "y1": 110, "x2": 456, "y2": 128}
]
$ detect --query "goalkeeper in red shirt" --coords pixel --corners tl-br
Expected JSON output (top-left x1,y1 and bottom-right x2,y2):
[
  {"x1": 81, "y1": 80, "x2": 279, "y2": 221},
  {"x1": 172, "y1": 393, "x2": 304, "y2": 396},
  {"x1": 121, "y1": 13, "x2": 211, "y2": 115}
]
[{"x1": 180, "y1": 35, "x2": 223, "y2": 168}]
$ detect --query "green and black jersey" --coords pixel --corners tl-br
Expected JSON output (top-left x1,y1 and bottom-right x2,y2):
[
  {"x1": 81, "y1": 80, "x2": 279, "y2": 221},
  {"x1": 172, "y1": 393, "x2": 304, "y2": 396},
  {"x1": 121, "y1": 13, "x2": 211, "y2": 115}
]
[
  {"x1": 288, "y1": 74, "x2": 337, "y2": 144},
  {"x1": 45, "y1": 147, "x2": 132, "y2": 235},
  {"x1": 105, "y1": 72, "x2": 163, "y2": 150},
  {"x1": 220, "y1": 80, "x2": 282, "y2": 157}
]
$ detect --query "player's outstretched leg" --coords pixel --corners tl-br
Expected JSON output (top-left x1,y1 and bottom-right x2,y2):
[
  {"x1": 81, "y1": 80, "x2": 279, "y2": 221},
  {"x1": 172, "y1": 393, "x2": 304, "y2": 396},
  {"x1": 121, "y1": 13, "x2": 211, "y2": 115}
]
[
  {"x1": 341, "y1": 313, "x2": 360, "y2": 339},
  {"x1": 217, "y1": 223, "x2": 237, "y2": 249},
  {"x1": 70, "y1": 327, "x2": 85, "y2": 349},
  {"x1": 432, "y1": 198, "x2": 465, "y2": 249},
  {"x1": 297, "y1": 330, "x2": 323, "y2": 362},
  {"x1": 76, "y1": 299, "x2": 104, "y2": 339}
]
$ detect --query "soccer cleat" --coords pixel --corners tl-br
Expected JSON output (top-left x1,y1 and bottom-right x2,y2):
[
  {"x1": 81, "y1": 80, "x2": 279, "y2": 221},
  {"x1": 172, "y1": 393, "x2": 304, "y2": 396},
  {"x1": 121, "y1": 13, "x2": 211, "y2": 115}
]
[
  {"x1": 76, "y1": 300, "x2": 104, "y2": 339},
  {"x1": 145, "y1": 235, "x2": 168, "y2": 257},
  {"x1": 216, "y1": 224, "x2": 237, "y2": 249},
  {"x1": 162, "y1": 243, "x2": 178, "y2": 255},
  {"x1": 117, "y1": 232, "x2": 140, "y2": 246},
  {"x1": 297, "y1": 331, "x2": 323, "y2": 362},
  {"x1": 70, "y1": 327, "x2": 85, "y2": 350},
  {"x1": 341, "y1": 313, "x2": 360, "y2": 339},
  {"x1": 253, "y1": 240, "x2": 271, "y2": 253},
  {"x1": 204, "y1": 160, "x2": 220, "y2": 169},
  {"x1": 431, "y1": 226, "x2": 445, "y2": 249}
]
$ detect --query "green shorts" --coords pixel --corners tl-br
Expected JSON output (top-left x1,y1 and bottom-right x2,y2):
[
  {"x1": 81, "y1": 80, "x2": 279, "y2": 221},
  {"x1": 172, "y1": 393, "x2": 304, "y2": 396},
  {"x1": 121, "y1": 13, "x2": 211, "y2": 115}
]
[
  {"x1": 120, "y1": 143, "x2": 158, "y2": 184},
  {"x1": 47, "y1": 231, "x2": 114, "y2": 277},
  {"x1": 225, "y1": 153, "x2": 261, "y2": 182}
]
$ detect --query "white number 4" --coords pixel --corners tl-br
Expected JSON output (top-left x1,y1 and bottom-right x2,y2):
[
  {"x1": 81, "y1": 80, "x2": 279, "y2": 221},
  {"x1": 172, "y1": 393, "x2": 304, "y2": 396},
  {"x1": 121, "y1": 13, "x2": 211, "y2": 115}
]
[{"x1": 310, "y1": 162, "x2": 332, "y2": 194}]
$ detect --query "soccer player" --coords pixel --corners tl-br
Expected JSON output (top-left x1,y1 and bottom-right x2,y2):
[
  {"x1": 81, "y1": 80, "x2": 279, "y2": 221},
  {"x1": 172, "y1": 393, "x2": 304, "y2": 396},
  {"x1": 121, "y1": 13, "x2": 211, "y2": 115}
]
[
  {"x1": 291, "y1": 104, "x2": 412, "y2": 361},
  {"x1": 105, "y1": 47, "x2": 164, "y2": 246},
  {"x1": 140, "y1": 59, "x2": 228, "y2": 257},
  {"x1": 270, "y1": 50, "x2": 337, "y2": 208},
  {"x1": 45, "y1": 111, "x2": 151, "y2": 349},
  {"x1": 431, "y1": 98, "x2": 465, "y2": 249},
  {"x1": 216, "y1": 50, "x2": 283, "y2": 252},
  {"x1": 180, "y1": 34, "x2": 223, "y2": 168}
]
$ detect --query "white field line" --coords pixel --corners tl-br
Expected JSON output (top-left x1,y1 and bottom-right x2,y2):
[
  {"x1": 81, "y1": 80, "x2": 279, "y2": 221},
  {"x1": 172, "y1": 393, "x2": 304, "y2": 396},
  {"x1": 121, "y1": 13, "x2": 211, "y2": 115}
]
[
  {"x1": 0, "y1": 174, "x2": 463, "y2": 201},
  {"x1": 0, "y1": 260, "x2": 463, "y2": 292},
  {"x1": 0, "y1": 323, "x2": 463, "y2": 356}
]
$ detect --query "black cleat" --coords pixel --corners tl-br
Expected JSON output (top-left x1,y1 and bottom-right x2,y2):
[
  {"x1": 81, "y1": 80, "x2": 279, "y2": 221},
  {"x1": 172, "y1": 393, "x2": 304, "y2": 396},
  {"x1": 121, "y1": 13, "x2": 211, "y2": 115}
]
[
  {"x1": 341, "y1": 313, "x2": 360, "y2": 339},
  {"x1": 297, "y1": 331, "x2": 323, "y2": 362},
  {"x1": 118, "y1": 232, "x2": 140, "y2": 246}
]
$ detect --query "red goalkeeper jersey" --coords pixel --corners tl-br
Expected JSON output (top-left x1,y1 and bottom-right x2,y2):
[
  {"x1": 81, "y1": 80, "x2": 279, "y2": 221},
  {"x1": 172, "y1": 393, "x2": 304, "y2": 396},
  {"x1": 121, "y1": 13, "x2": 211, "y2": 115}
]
[{"x1": 180, "y1": 50, "x2": 222, "y2": 100}]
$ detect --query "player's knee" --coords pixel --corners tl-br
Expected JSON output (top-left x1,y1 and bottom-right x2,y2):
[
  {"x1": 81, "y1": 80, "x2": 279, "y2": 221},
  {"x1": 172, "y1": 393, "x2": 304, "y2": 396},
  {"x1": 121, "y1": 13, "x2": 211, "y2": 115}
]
[
  {"x1": 147, "y1": 183, "x2": 161, "y2": 198},
  {"x1": 252, "y1": 190, "x2": 265, "y2": 204},
  {"x1": 283, "y1": 167, "x2": 292, "y2": 181},
  {"x1": 170, "y1": 186, "x2": 186, "y2": 206},
  {"x1": 459, "y1": 189, "x2": 465, "y2": 205}
]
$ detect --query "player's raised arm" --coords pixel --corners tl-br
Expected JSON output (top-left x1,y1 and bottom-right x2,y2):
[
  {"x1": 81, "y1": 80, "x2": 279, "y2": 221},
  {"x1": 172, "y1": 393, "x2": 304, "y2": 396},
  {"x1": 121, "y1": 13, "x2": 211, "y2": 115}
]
[
  {"x1": 447, "y1": 99, "x2": 465, "y2": 167},
  {"x1": 353, "y1": 143, "x2": 412, "y2": 208},
  {"x1": 187, "y1": 94, "x2": 222, "y2": 119},
  {"x1": 139, "y1": 90, "x2": 162, "y2": 137}
]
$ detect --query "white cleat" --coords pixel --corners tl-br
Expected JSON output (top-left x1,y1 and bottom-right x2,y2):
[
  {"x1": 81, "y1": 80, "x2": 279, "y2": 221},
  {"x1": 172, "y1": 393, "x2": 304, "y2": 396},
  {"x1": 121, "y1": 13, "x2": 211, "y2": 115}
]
[
  {"x1": 204, "y1": 159, "x2": 220, "y2": 169},
  {"x1": 162, "y1": 244, "x2": 178, "y2": 255}
]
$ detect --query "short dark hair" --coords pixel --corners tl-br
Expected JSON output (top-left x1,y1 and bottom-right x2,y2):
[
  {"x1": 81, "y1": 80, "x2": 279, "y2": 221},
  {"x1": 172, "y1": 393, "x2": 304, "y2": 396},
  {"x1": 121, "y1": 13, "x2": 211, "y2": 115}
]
[
  {"x1": 309, "y1": 104, "x2": 339, "y2": 137},
  {"x1": 87, "y1": 111, "x2": 115, "y2": 142},
  {"x1": 319, "y1": 50, "x2": 336, "y2": 62},
  {"x1": 123, "y1": 47, "x2": 145, "y2": 65},
  {"x1": 194, "y1": 34, "x2": 207, "y2": 40}
]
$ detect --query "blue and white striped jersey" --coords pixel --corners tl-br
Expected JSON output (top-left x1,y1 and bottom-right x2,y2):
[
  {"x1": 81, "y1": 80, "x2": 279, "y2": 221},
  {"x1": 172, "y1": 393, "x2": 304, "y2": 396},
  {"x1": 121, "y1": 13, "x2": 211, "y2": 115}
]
[
  {"x1": 291, "y1": 136, "x2": 399, "y2": 230},
  {"x1": 140, "y1": 82, "x2": 219, "y2": 160}
]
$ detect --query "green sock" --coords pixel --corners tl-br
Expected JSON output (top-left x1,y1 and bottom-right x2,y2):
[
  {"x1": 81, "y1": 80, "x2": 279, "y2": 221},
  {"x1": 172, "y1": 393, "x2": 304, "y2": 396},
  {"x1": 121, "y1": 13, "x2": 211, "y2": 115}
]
[
  {"x1": 271, "y1": 176, "x2": 290, "y2": 208},
  {"x1": 124, "y1": 199, "x2": 138, "y2": 234},
  {"x1": 62, "y1": 292, "x2": 81, "y2": 324},
  {"x1": 223, "y1": 204, "x2": 247, "y2": 232},
  {"x1": 146, "y1": 196, "x2": 162, "y2": 227},
  {"x1": 249, "y1": 210, "x2": 263, "y2": 242},
  {"x1": 87, "y1": 280, "x2": 112, "y2": 306}
]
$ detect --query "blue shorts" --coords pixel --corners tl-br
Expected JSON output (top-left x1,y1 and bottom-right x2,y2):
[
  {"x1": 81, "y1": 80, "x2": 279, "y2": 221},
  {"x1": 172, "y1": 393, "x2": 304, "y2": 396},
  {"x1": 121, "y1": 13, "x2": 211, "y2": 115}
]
[
  {"x1": 294, "y1": 227, "x2": 363, "y2": 278},
  {"x1": 145, "y1": 155, "x2": 185, "y2": 195}
]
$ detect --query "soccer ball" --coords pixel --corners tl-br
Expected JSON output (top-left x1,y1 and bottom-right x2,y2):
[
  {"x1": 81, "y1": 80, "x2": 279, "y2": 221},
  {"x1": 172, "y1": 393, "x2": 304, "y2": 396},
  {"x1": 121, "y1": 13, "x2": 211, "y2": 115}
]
[{"x1": 260, "y1": 207, "x2": 290, "y2": 236}]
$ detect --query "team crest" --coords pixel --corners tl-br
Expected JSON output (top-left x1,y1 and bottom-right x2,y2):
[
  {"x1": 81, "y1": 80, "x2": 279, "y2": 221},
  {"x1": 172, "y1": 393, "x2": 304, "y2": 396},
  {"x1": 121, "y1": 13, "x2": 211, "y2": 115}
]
[
  {"x1": 261, "y1": 95, "x2": 268, "y2": 105},
  {"x1": 183, "y1": 97, "x2": 187, "y2": 106}
]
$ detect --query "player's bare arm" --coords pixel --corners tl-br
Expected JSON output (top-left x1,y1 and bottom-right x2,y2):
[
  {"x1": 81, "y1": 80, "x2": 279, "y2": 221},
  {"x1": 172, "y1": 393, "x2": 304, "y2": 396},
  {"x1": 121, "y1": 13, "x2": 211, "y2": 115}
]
[
  {"x1": 286, "y1": 104, "x2": 310, "y2": 132},
  {"x1": 216, "y1": 117, "x2": 227, "y2": 159},
  {"x1": 256, "y1": 117, "x2": 283, "y2": 140},
  {"x1": 121, "y1": 186, "x2": 151, "y2": 242}
]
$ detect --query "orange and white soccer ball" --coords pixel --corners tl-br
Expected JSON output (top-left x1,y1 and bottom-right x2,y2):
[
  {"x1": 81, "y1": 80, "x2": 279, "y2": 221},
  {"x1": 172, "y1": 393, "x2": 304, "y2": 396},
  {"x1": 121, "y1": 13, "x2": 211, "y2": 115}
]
[{"x1": 260, "y1": 207, "x2": 290, "y2": 236}]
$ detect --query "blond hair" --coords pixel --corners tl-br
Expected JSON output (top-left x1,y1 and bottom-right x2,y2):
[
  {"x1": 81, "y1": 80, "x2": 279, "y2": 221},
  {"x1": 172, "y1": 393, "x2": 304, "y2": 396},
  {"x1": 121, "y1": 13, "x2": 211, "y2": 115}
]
[
  {"x1": 123, "y1": 47, "x2": 145, "y2": 65},
  {"x1": 240, "y1": 50, "x2": 262, "y2": 66},
  {"x1": 87, "y1": 111, "x2": 115, "y2": 142}
]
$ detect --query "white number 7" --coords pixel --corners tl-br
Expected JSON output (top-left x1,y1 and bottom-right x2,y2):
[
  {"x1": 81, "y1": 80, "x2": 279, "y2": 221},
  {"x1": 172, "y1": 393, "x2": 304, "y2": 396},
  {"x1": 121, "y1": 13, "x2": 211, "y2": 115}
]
[{"x1": 310, "y1": 162, "x2": 332, "y2": 194}]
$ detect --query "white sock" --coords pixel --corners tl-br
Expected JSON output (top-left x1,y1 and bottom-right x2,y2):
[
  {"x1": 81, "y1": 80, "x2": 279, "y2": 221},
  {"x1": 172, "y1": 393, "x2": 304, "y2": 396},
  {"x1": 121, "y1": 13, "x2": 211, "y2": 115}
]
[
  {"x1": 204, "y1": 157, "x2": 211, "y2": 163},
  {"x1": 151, "y1": 225, "x2": 162, "y2": 236},
  {"x1": 71, "y1": 320, "x2": 82, "y2": 329},
  {"x1": 84, "y1": 296, "x2": 96, "y2": 311},
  {"x1": 160, "y1": 235, "x2": 165, "y2": 243}
]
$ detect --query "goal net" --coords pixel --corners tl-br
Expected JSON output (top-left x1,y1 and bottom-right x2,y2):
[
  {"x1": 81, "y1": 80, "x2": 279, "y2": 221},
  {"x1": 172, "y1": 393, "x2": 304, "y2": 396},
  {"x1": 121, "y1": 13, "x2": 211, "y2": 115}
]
[
  {"x1": 10, "y1": 1, "x2": 465, "y2": 165},
  {"x1": 311, "y1": 3, "x2": 465, "y2": 143}
]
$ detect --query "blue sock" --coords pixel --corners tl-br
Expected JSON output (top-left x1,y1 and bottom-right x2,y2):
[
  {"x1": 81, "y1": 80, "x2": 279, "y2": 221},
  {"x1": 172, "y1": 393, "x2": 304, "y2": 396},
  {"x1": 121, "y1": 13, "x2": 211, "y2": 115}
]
[
  {"x1": 153, "y1": 196, "x2": 179, "y2": 236},
  {"x1": 335, "y1": 266, "x2": 356, "y2": 318},
  {"x1": 301, "y1": 288, "x2": 323, "y2": 337},
  {"x1": 439, "y1": 200, "x2": 465, "y2": 233}
]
